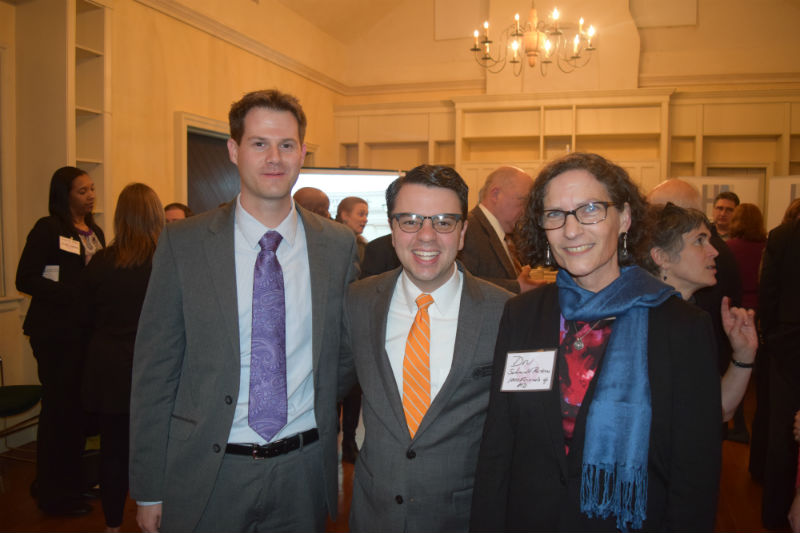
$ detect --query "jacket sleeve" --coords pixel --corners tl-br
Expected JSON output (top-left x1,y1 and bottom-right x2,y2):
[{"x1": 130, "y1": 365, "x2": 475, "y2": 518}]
[
  {"x1": 16, "y1": 218, "x2": 76, "y2": 304},
  {"x1": 661, "y1": 305, "x2": 722, "y2": 530},
  {"x1": 470, "y1": 302, "x2": 515, "y2": 531},
  {"x1": 129, "y1": 227, "x2": 186, "y2": 502}
]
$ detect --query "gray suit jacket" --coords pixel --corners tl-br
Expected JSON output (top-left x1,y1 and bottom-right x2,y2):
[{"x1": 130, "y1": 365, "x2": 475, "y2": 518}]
[
  {"x1": 130, "y1": 202, "x2": 358, "y2": 531},
  {"x1": 458, "y1": 206, "x2": 520, "y2": 293},
  {"x1": 340, "y1": 263, "x2": 511, "y2": 533}
]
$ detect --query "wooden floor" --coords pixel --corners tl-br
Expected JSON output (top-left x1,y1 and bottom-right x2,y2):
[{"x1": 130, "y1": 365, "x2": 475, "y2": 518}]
[{"x1": 0, "y1": 386, "x2": 787, "y2": 532}]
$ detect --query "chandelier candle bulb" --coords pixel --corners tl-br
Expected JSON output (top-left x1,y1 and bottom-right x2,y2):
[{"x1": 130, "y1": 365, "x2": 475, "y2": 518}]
[{"x1": 469, "y1": 4, "x2": 595, "y2": 76}]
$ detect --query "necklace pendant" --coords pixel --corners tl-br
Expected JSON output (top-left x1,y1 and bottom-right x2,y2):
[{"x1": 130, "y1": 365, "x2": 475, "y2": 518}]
[{"x1": 573, "y1": 338, "x2": 584, "y2": 350}]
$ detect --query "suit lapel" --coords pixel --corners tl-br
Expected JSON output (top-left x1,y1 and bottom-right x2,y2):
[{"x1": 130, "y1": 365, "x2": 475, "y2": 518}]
[
  {"x1": 298, "y1": 207, "x2": 328, "y2": 376},
  {"x1": 204, "y1": 203, "x2": 240, "y2": 358},
  {"x1": 475, "y1": 207, "x2": 517, "y2": 278},
  {"x1": 370, "y1": 269, "x2": 411, "y2": 440},
  {"x1": 414, "y1": 265, "x2": 483, "y2": 440}
]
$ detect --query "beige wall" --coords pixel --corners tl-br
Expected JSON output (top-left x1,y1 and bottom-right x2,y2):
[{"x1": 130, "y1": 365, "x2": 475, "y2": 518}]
[{"x1": 111, "y1": 0, "x2": 341, "y2": 208}]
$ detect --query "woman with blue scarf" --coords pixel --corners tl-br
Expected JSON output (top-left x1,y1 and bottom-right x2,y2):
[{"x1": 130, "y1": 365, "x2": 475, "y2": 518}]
[{"x1": 470, "y1": 153, "x2": 722, "y2": 532}]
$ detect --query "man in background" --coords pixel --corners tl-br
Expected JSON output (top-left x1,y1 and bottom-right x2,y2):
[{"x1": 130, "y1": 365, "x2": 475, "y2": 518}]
[
  {"x1": 712, "y1": 191, "x2": 740, "y2": 241},
  {"x1": 458, "y1": 166, "x2": 538, "y2": 293},
  {"x1": 293, "y1": 186, "x2": 331, "y2": 219},
  {"x1": 164, "y1": 202, "x2": 193, "y2": 223}
]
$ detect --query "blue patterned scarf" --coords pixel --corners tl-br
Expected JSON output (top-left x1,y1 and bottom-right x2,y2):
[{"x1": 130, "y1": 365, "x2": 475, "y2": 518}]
[{"x1": 557, "y1": 266, "x2": 676, "y2": 531}]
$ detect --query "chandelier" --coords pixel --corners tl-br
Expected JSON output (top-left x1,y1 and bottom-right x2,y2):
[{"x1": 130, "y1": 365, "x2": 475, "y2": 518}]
[{"x1": 470, "y1": 4, "x2": 596, "y2": 77}]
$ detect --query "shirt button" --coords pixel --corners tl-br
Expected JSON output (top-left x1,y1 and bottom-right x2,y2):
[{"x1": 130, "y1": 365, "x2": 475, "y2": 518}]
[
  {"x1": 406, "y1": 450, "x2": 416, "y2": 459},
  {"x1": 224, "y1": 395, "x2": 233, "y2": 405},
  {"x1": 395, "y1": 495, "x2": 403, "y2": 504},
  {"x1": 212, "y1": 444, "x2": 221, "y2": 453}
]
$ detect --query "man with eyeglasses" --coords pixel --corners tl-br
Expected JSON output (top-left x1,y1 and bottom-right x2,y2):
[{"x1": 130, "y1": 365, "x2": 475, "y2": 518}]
[
  {"x1": 339, "y1": 164, "x2": 511, "y2": 532},
  {"x1": 712, "y1": 191, "x2": 740, "y2": 241}
]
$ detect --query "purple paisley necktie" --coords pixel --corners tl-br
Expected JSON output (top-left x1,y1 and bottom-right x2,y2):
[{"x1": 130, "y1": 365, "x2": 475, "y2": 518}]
[{"x1": 248, "y1": 230, "x2": 287, "y2": 441}]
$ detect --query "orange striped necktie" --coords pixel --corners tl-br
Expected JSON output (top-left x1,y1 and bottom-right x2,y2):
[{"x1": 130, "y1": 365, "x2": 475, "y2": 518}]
[{"x1": 403, "y1": 293, "x2": 434, "y2": 438}]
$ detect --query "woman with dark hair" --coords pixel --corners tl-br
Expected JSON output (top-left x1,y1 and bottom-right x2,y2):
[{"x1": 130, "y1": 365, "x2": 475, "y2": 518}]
[
  {"x1": 81, "y1": 183, "x2": 164, "y2": 532},
  {"x1": 642, "y1": 202, "x2": 757, "y2": 422},
  {"x1": 471, "y1": 153, "x2": 722, "y2": 531},
  {"x1": 336, "y1": 196, "x2": 369, "y2": 262},
  {"x1": 15, "y1": 166, "x2": 105, "y2": 516}
]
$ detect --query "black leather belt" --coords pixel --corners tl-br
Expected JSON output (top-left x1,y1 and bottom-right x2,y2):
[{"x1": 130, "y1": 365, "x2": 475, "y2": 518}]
[{"x1": 226, "y1": 428, "x2": 319, "y2": 459}]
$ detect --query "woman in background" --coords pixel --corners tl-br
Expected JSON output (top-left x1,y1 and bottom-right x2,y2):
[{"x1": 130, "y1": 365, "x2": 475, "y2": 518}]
[
  {"x1": 336, "y1": 196, "x2": 369, "y2": 262},
  {"x1": 642, "y1": 202, "x2": 758, "y2": 422},
  {"x1": 81, "y1": 183, "x2": 164, "y2": 532},
  {"x1": 16, "y1": 166, "x2": 104, "y2": 516},
  {"x1": 471, "y1": 153, "x2": 722, "y2": 531},
  {"x1": 726, "y1": 203, "x2": 766, "y2": 310}
]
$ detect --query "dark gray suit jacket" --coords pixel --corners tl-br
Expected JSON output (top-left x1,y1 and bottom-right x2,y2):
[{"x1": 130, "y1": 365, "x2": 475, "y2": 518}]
[
  {"x1": 458, "y1": 206, "x2": 520, "y2": 293},
  {"x1": 340, "y1": 263, "x2": 511, "y2": 533},
  {"x1": 130, "y1": 202, "x2": 358, "y2": 531}
]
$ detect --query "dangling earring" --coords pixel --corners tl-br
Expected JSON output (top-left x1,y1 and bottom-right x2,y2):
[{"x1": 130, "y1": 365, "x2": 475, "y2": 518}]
[
  {"x1": 544, "y1": 243, "x2": 553, "y2": 266},
  {"x1": 661, "y1": 270, "x2": 668, "y2": 282},
  {"x1": 619, "y1": 232, "x2": 630, "y2": 260}
]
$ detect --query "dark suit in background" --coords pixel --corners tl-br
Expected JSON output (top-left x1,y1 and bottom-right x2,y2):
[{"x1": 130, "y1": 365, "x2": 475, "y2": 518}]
[
  {"x1": 458, "y1": 207, "x2": 519, "y2": 293},
  {"x1": 16, "y1": 215, "x2": 105, "y2": 512},
  {"x1": 756, "y1": 219, "x2": 800, "y2": 528},
  {"x1": 360, "y1": 233, "x2": 400, "y2": 278},
  {"x1": 341, "y1": 264, "x2": 510, "y2": 532}
]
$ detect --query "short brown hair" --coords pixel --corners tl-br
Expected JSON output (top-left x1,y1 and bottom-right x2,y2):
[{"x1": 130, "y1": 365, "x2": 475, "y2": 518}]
[
  {"x1": 640, "y1": 203, "x2": 710, "y2": 275},
  {"x1": 228, "y1": 89, "x2": 307, "y2": 144}
]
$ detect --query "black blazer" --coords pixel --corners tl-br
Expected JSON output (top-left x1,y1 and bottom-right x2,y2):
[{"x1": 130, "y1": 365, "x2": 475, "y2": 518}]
[
  {"x1": 458, "y1": 207, "x2": 520, "y2": 293},
  {"x1": 16, "y1": 215, "x2": 105, "y2": 339},
  {"x1": 470, "y1": 283, "x2": 722, "y2": 532},
  {"x1": 80, "y1": 247, "x2": 152, "y2": 414},
  {"x1": 360, "y1": 233, "x2": 399, "y2": 279}
]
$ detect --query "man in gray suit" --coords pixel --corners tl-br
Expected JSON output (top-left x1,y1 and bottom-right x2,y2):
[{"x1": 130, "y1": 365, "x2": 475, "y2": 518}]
[
  {"x1": 340, "y1": 165, "x2": 511, "y2": 532},
  {"x1": 130, "y1": 90, "x2": 358, "y2": 532},
  {"x1": 458, "y1": 166, "x2": 537, "y2": 293}
]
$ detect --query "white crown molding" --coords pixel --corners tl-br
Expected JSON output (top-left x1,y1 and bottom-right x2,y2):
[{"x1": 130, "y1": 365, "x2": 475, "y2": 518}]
[{"x1": 640, "y1": 72, "x2": 800, "y2": 89}]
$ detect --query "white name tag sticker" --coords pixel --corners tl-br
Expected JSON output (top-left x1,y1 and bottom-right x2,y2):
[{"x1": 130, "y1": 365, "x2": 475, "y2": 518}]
[
  {"x1": 42, "y1": 265, "x2": 60, "y2": 282},
  {"x1": 501, "y1": 350, "x2": 557, "y2": 391},
  {"x1": 59, "y1": 236, "x2": 81, "y2": 255}
]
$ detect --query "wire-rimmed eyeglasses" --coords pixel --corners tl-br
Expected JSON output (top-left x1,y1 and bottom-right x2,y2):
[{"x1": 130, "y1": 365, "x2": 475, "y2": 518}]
[
  {"x1": 538, "y1": 201, "x2": 617, "y2": 230},
  {"x1": 391, "y1": 213, "x2": 463, "y2": 233}
]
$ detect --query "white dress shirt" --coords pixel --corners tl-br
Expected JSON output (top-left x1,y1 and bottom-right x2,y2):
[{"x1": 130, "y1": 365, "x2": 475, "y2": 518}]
[
  {"x1": 228, "y1": 195, "x2": 315, "y2": 444},
  {"x1": 478, "y1": 203, "x2": 515, "y2": 265},
  {"x1": 385, "y1": 265, "x2": 463, "y2": 402}
]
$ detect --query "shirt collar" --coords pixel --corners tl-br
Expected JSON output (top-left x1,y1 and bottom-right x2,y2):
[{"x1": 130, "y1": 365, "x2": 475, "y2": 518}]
[
  {"x1": 478, "y1": 203, "x2": 507, "y2": 241},
  {"x1": 235, "y1": 194, "x2": 299, "y2": 249},
  {"x1": 398, "y1": 264, "x2": 461, "y2": 316}
]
